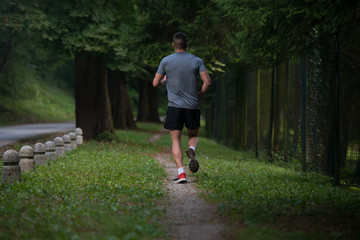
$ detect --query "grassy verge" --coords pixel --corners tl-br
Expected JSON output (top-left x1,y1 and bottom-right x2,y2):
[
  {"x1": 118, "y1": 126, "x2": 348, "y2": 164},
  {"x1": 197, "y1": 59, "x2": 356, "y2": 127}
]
[
  {"x1": 2, "y1": 123, "x2": 360, "y2": 239},
  {"x1": 157, "y1": 131, "x2": 360, "y2": 239},
  {"x1": 179, "y1": 136, "x2": 360, "y2": 239},
  {"x1": 0, "y1": 123, "x2": 167, "y2": 239},
  {"x1": 0, "y1": 81, "x2": 74, "y2": 126}
]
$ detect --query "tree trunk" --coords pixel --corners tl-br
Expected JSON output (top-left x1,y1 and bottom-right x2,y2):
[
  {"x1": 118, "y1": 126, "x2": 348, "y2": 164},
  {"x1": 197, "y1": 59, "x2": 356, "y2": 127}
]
[
  {"x1": 273, "y1": 67, "x2": 281, "y2": 153},
  {"x1": 108, "y1": 70, "x2": 136, "y2": 129},
  {"x1": 75, "y1": 51, "x2": 113, "y2": 140},
  {"x1": 352, "y1": 146, "x2": 360, "y2": 184},
  {"x1": 284, "y1": 60, "x2": 290, "y2": 161},
  {"x1": 137, "y1": 79, "x2": 160, "y2": 122},
  {"x1": 0, "y1": 33, "x2": 13, "y2": 77},
  {"x1": 268, "y1": 68, "x2": 276, "y2": 160},
  {"x1": 256, "y1": 69, "x2": 261, "y2": 158}
]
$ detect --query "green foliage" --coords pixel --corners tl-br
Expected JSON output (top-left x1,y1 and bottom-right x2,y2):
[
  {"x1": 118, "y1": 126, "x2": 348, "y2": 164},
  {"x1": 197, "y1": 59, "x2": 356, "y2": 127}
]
[
  {"x1": 0, "y1": 80, "x2": 74, "y2": 126},
  {"x1": 1, "y1": 0, "x2": 137, "y2": 67},
  {"x1": 120, "y1": 0, "x2": 231, "y2": 79},
  {"x1": 35, "y1": 0, "x2": 134, "y2": 55},
  {"x1": 213, "y1": 0, "x2": 360, "y2": 67},
  {"x1": 135, "y1": 122, "x2": 163, "y2": 132},
  {"x1": 0, "y1": 1, "x2": 76, "y2": 125},
  {"x1": 0, "y1": 128, "x2": 167, "y2": 239}
]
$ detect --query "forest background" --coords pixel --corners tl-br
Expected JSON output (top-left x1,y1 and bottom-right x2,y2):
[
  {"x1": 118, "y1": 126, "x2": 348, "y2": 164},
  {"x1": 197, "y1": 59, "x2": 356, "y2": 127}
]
[{"x1": 1, "y1": 0, "x2": 360, "y2": 183}]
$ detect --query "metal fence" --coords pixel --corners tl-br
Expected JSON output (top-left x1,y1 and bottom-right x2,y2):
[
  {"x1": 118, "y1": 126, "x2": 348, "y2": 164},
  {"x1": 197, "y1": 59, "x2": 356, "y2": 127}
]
[{"x1": 205, "y1": 22, "x2": 360, "y2": 185}]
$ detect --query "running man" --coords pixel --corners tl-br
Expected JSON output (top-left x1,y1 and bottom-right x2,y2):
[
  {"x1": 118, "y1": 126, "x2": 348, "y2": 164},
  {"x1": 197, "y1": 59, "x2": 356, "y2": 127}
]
[{"x1": 152, "y1": 32, "x2": 211, "y2": 183}]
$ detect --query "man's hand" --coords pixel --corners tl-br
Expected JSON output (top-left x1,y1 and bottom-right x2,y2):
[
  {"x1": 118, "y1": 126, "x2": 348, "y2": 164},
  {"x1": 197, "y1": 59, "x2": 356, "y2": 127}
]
[
  {"x1": 159, "y1": 75, "x2": 167, "y2": 87},
  {"x1": 153, "y1": 73, "x2": 166, "y2": 88},
  {"x1": 198, "y1": 90, "x2": 205, "y2": 99}
]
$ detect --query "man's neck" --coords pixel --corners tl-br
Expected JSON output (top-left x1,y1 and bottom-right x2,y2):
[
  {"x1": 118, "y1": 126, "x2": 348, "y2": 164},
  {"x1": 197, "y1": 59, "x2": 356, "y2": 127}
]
[{"x1": 175, "y1": 49, "x2": 186, "y2": 52}]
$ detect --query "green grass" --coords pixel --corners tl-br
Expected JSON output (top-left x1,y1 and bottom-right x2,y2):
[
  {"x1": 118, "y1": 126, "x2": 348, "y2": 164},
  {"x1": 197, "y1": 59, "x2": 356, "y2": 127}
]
[
  {"x1": 2, "y1": 123, "x2": 360, "y2": 239},
  {"x1": 135, "y1": 122, "x2": 164, "y2": 133},
  {"x1": 0, "y1": 81, "x2": 74, "y2": 126},
  {"x1": 181, "y1": 136, "x2": 360, "y2": 239},
  {"x1": 0, "y1": 124, "x2": 167, "y2": 240}
]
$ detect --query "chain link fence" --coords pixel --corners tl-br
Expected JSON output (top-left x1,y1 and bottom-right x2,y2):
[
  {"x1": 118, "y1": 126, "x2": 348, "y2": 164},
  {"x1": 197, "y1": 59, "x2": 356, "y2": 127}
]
[{"x1": 205, "y1": 22, "x2": 360, "y2": 185}]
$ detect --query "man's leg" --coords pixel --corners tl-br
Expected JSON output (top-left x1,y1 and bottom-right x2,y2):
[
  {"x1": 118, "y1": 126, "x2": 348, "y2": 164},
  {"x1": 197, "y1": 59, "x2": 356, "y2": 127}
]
[
  {"x1": 169, "y1": 130, "x2": 183, "y2": 169},
  {"x1": 187, "y1": 128, "x2": 200, "y2": 173},
  {"x1": 187, "y1": 128, "x2": 199, "y2": 149},
  {"x1": 170, "y1": 130, "x2": 187, "y2": 183}
]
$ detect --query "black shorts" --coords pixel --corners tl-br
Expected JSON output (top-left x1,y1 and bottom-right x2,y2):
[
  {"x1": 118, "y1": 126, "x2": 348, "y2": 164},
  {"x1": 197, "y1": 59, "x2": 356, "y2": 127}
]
[{"x1": 164, "y1": 107, "x2": 201, "y2": 130}]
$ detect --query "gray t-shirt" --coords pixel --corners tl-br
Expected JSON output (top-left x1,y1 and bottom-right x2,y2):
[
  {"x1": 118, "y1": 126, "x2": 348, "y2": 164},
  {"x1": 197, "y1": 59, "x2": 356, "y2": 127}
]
[{"x1": 157, "y1": 52, "x2": 207, "y2": 109}]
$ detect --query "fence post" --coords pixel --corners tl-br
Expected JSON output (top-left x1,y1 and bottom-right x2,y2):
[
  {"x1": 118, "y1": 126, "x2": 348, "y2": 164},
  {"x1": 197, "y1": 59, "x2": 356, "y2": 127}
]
[
  {"x1": 75, "y1": 128, "x2": 83, "y2": 145},
  {"x1": 243, "y1": 73, "x2": 248, "y2": 148},
  {"x1": 19, "y1": 145, "x2": 35, "y2": 172},
  {"x1": 62, "y1": 134, "x2": 71, "y2": 153},
  {"x1": 34, "y1": 143, "x2": 46, "y2": 165},
  {"x1": 2, "y1": 150, "x2": 21, "y2": 183},
  {"x1": 268, "y1": 68, "x2": 276, "y2": 161},
  {"x1": 68, "y1": 132, "x2": 77, "y2": 150},
  {"x1": 54, "y1": 137, "x2": 65, "y2": 158},
  {"x1": 301, "y1": 58, "x2": 307, "y2": 172},
  {"x1": 284, "y1": 60, "x2": 290, "y2": 161},
  {"x1": 256, "y1": 69, "x2": 261, "y2": 158},
  {"x1": 334, "y1": 30, "x2": 340, "y2": 186},
  {"x1": 45, "y1": 141, "x2": 56, "y2": 162}
]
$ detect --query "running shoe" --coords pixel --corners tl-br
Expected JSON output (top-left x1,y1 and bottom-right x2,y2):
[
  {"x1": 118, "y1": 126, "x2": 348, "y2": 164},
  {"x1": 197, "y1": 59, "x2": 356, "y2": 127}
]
[
  {"x1": 186, "y1": 148, "x2": 199, "y2": 173},
  {"x1": 174, "y1": 172, "x2": 187, "y2": 183}
]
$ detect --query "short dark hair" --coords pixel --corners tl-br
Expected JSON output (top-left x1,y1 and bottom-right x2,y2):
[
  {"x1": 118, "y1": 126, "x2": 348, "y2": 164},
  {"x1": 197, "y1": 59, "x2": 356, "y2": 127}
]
[{"x1": 173, "y1": 32, "x2": 187, "y2": 50}]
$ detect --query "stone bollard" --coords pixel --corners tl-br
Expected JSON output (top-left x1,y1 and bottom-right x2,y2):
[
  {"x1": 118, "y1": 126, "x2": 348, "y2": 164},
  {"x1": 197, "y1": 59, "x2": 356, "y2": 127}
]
[
  {"x1": 75, "y1": 128, "x2": 83, "y2": 145},
  {"x1": 62, "y1": 134, "x2": 71, "y2": 153},
  {"x1": 68, "y1": 132, "x2": 77, "y2": 150},
  {"x1": 45, "y1": 141, "x2": 56, "y2": 162},
  {"x1": 19, "y1": 145, "x2": 35, "y2": 172},
  {"x1": 54, "y1": 137, "x2": 65, "y2": 158},
  {"x1": 2, "y1": 150, "x2": 21, "y2": 183},
  {"x1": 34, "y1": 143, "x2": 46, "y2": 165}
]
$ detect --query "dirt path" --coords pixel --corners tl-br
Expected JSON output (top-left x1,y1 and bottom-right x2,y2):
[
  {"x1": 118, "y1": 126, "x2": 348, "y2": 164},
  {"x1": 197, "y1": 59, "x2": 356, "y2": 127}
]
[{"x1": 149, "y1": 131, "x2": 226, "y2": 240}]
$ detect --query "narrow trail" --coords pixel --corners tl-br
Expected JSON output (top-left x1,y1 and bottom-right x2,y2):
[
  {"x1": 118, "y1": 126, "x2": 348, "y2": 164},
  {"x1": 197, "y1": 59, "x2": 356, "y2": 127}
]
[{"x1": 149, "y1": 130, "x2": 226, "y2": 240}]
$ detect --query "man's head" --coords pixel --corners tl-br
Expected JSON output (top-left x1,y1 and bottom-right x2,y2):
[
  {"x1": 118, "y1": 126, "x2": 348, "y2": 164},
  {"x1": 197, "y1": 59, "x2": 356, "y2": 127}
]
[{"x1": 173, "y1": 32, "x2": 187, "y2": 50}]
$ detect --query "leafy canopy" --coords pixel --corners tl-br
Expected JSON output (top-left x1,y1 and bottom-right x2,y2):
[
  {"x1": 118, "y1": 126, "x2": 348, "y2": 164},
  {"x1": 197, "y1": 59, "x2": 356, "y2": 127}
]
[{"x1": 214, "y1": 0, "x2": 360, "y2": 67}]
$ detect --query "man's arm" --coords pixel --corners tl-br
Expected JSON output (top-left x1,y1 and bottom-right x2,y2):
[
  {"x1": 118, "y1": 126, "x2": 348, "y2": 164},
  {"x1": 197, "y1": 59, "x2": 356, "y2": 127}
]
[
  {"x1": 198, "y1": 70, "x2": 211, "y2": 98},
  {"x1": 152, "y1": 73, "x2": 166, "y2": 88}
]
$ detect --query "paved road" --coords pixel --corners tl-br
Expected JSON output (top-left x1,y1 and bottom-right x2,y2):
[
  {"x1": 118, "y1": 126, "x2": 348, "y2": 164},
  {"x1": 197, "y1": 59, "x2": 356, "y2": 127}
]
[{"x1": 0, "y1": 121, "x2": 76, "y2": 148}]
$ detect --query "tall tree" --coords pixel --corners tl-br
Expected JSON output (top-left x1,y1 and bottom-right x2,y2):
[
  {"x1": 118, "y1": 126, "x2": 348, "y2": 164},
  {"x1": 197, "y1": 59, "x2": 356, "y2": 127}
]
[
  {"x1": 75, "y1": 52, "x2": 113, "y2": 138},
  {"x1": 137, "y1": 78, "x2": 159, "y2": 122},
  {"x1": 108, "y1": 70, "x2": 136, "y2": 129},
  {"x1": 36, "y1": 0, "x2": 134, "y2": 139}
]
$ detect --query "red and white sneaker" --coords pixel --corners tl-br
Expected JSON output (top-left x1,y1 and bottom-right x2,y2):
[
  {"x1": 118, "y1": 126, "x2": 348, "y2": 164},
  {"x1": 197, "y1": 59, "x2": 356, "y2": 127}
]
[{"x1": 174, "y1": 172, "x2": 187, "y2": 184}]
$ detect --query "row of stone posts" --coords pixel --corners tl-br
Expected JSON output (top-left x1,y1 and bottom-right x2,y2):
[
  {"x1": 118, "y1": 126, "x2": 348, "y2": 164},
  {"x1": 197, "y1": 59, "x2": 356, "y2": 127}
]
[{"x1": 1, "y1": 128, "x2": 83, "y2": 183}]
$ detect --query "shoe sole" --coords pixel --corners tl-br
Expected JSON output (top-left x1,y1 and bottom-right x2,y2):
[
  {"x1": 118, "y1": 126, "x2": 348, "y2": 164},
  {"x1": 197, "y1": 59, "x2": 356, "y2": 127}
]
[
  {"x1": 174, "y1": 178, "x2": 187, "y2": 183},
  {"x1": 186, "y1": 148, "x2": 199, "y2": 173}
]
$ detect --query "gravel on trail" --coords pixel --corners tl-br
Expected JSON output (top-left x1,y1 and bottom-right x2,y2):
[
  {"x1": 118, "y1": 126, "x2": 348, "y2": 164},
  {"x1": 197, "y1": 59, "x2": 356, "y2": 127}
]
[{"x1": 149, "y1": 131, "x2": 227, "y2": 240}]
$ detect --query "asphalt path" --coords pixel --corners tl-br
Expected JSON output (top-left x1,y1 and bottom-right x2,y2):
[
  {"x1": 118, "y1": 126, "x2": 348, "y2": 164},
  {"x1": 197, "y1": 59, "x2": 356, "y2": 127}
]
[{"x1": 0, "y1": 121, "x2": 76, "y2": 148}]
